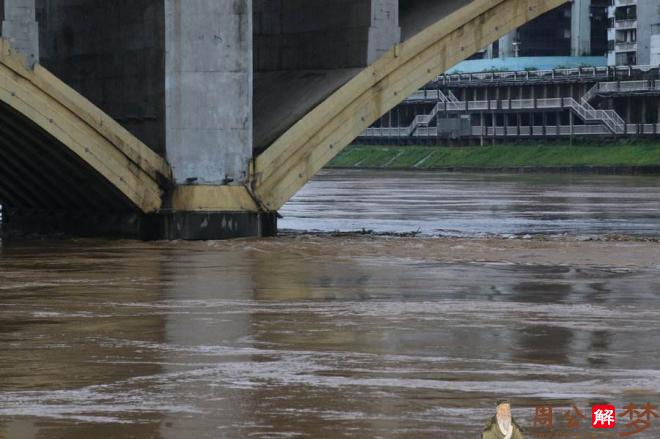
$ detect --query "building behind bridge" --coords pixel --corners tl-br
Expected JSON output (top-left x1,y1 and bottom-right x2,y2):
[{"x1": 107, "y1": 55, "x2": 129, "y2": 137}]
[{"x1": 358, "y1": 0, "x2": 660, "y2": 144}]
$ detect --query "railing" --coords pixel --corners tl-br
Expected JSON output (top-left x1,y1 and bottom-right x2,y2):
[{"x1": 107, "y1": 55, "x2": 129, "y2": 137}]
[
  {"x1": 408, "y1": 89, "x2": 449, "y2": 102},
  {"x1": 363, "y1": 127, "x2": 411, "y2": 137},
  {"x1": 598, "y1": 80, "x2": 660, "y2": 93},
  {"x1": 582, "y1": 83, "x2": 600, "y2": 103},
  {"x1": 468, "y1": 125, "x2": 612, "y2": 137},
  {"x1": 446, "y1": 90, "x2": 460, "y2": 103},
  {"x1": 410, "y1": 80, "x2": 660, "y2": 103},
  {"x1": 619, "y1": 80, "x2": 648, "y2": 92},
  {"x1": 439, "y1": 67, "x2": 609, "y2": 85},
  {"x1": 363, "y1": 124, "x2": 639, "y2": 138},
  {"x1": 397, "y1": 92, "x2": 452, "y2": 135},
  {"x1": 615, "y1": 42, "x2": 637, "y2": 52},
  {"x1": 562, "y1": 97, "x2": 625, "y2": 134},
  {"x1": 614, "y1": 19, "x2": 637, "y2": 29},
  {"x1": 435, "y1": 65, "x2": 659, "y2": 87},
  {"x1": 536, "y1": 98, "x2": 562, "y2": 109}
]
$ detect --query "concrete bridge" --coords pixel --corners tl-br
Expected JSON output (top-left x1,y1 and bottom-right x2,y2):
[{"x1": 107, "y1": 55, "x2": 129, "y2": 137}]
[{"x1": 0, "y1": 0, "x2": 567, "y2": 239}]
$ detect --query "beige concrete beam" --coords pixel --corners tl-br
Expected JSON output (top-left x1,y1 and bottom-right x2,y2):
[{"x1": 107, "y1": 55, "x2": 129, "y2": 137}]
[
  {"x1": 169, "y1": 186, "x2": 259, "y2": 212},
  {"x1": 0, "y1": 39, "x2": 171, "y2": 213},
  {"x1": 254, "y1": 0, "x2": 569, "y2": 211}
]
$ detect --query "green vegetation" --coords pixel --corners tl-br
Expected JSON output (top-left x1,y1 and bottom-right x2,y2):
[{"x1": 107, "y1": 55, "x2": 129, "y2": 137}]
[{"x1": 326, "y1": 143, "x2": 660, "y2": 170}]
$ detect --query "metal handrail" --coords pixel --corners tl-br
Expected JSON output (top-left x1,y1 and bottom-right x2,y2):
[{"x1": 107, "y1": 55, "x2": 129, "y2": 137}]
[
  {"x1": 614, "y1": 19, "x2": 637, "y2": 29},
  {"x1": 436, "y1": 65, "x2": 659, "y2": 87}
]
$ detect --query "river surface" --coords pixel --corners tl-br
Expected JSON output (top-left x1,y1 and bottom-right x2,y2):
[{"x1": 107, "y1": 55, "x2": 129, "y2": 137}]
[
  {"x1": 281, "y1": 170, "x2": 660, "y2": 237},
  {"x1": 1, "y1": 171, "x2": 660, "y2": 438}
]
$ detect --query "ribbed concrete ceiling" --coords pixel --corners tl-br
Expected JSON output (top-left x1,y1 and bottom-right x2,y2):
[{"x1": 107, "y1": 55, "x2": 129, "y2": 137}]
[
  {"x1": 399, "y1": 0, "x2": 472, "y2": 39},
  {"x1": 253, "y1": 0, "x2": 475, "y2": 153},
  {"x1": 0, "y1": 100, "x2": 139, "y2": 212}
]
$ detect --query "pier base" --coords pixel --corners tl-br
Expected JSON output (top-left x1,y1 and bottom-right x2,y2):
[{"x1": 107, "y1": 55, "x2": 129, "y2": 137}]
[{"x1": 0, "y1": 208, "x2": 277, "y2": 240}]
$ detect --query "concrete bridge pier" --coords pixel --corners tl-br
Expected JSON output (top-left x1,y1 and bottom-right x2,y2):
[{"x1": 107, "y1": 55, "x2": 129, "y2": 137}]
[
  {"x1": 1, "y1": 0, "x2": 39, "y2": 67},
  {"x1": 157, "y1": 0, "x2": 278, "y2": 239},
  {"x1": 151, "y1": 0, "x2": 401, "y2": 240}
]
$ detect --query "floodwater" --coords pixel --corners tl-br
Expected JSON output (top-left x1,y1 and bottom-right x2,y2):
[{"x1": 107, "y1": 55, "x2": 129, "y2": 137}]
[
  {"x1": 281, "y1": 170, "x2": 660, "y2": 237},
  {"x1": 1, "y1": 170, "x2": 660, "y2": 438}
]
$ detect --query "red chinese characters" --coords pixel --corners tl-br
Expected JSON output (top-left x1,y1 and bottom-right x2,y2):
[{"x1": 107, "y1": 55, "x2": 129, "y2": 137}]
[{"x1": 592, "y1": 404, "x2": 616, "y2": 429}]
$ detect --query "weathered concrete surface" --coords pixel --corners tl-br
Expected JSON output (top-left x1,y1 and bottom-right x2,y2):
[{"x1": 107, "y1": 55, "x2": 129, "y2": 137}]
[
  {"x1": 252, "y1": 0, "x2": 474, "y2": 152},
  {"x1": 2, "y1": 0, "x2": 39, "y2": 66},
  {"x1": 149, "y1": 211, "x2": 277, "y2": 240},
  {"x1": 253, "y1": 0, "x2": 395, "y2": 71},
  {"x1": 399, "y1": 0, "x2": 470, "y2": 39},
  {"x1": 253, "y1": 0, "x2": 401, "y2": 152},
  {"x1": 35, "y1": 0, "x2": 166, "y2": 155},
  {"x1": 254, "y1": 69, "x2": 360, "y2": 153},
  {"x1": 165, "y1": 0, "x2": 253, "y2": 185},
  {"x1": 368, "y1": 0, "x2": 400, "y2": 63}
]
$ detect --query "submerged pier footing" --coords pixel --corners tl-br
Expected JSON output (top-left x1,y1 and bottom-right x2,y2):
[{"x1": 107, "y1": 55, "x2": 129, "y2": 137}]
[{"x1": 1, "y1": 208, "x2": 278, "y2": 241}]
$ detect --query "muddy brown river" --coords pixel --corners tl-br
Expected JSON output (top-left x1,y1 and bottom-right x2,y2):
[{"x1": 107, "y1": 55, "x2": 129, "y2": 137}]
[
  {"x1": 280, "y1": 170, "x2": 660, "y2": 237},
  {"x1": 1, "y1": 171, "x2": 659, "y2": 438}
]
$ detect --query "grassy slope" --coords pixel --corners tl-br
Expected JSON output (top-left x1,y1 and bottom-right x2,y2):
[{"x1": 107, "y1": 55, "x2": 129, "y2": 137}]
[{"x1": 326, "y1": 144, "x2": 660, "y2": 169}]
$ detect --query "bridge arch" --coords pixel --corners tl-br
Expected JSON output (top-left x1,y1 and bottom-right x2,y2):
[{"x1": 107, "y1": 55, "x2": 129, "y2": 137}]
[
  {"x1": 0, "y1": 39, "x2": 171, "y2": 216},
  {"x1": 253, "y1": 0, "x2": 568, "y2": 211}
]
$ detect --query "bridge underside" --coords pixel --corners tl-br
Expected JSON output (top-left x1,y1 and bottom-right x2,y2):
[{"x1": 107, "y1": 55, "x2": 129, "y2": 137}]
[
  {"x1": 253, "y1": 0, "x2": 569, "y2": 211},
  {"x1": 0, "y1": 99, "x2": 141, "y2": 237},
  {"x1": 0, "y1": 101, "x2": 135, "y2": 212},
  {"x1": 253, "y1": 0, "x2": 472, "y2": 153},
  {"x1": 0, "y1": 96, "x2": 276, "y2": 239},
  {"x1": 0, "y1": 0, "x2": 568, "y2": 239},
  {"x1": 0, "y1": 38, "x2": 275, "y2": 240}
]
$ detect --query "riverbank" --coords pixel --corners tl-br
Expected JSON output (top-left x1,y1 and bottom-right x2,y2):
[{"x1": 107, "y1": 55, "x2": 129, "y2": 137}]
[{"x1": 327, "y1": 143, "x2": 660, "y2": 173}]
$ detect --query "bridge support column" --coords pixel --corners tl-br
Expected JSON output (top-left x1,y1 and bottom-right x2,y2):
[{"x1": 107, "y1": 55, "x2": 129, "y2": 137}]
[
  {"x1": 367, "y1": 0, "x2": 401, "y2": 64},
  {"x1": 571, "y1": 0, "x2": 591, "y2": 56},
  {"x1": 164, "y1": 0, "x2": 253, "y2": 185},
  {"x1": 158, "y1": 0, "x2": 277, "y2": 240},
  {"x1": 1, "y1": 0, "x2": 38, "y2": 67}
]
